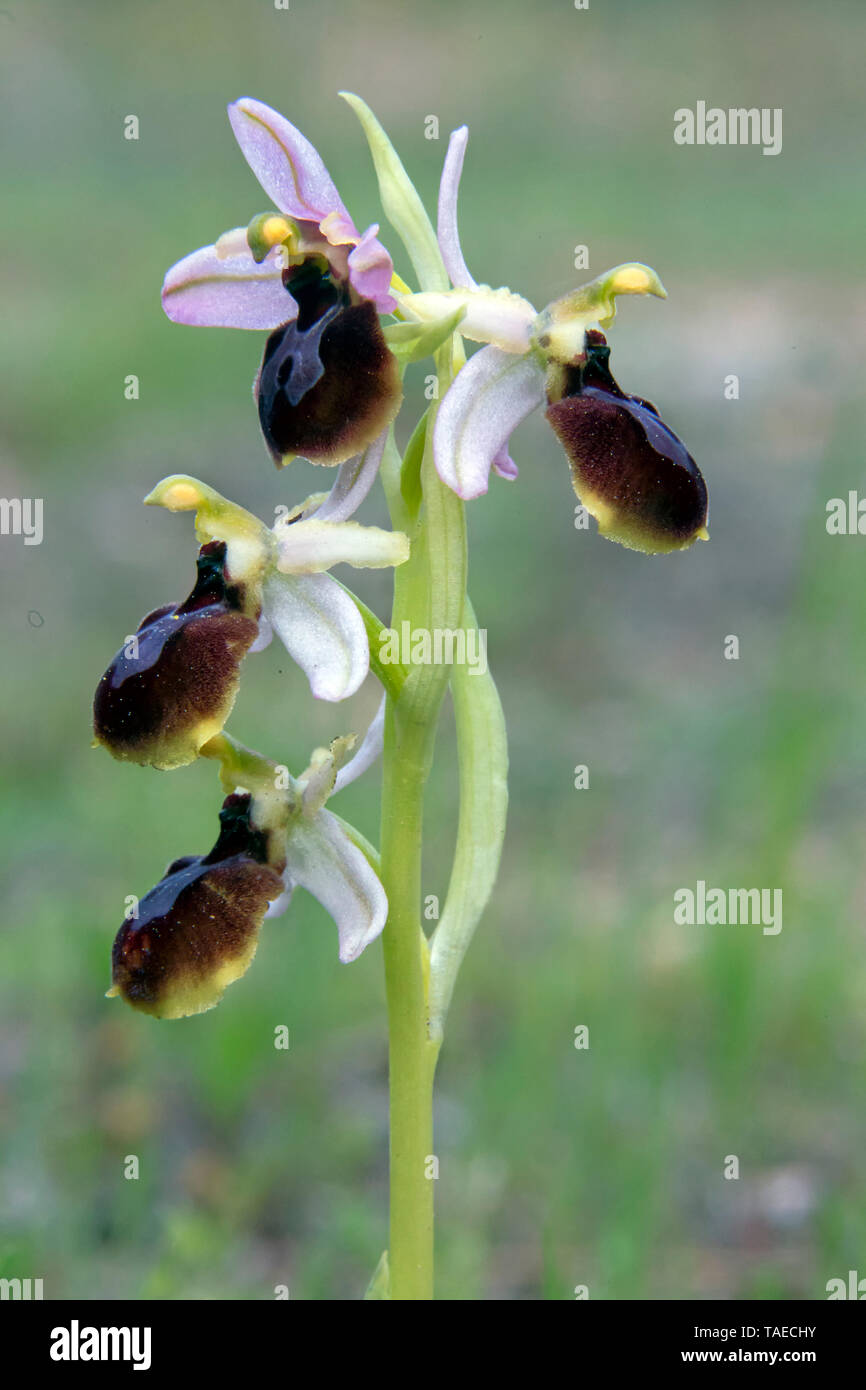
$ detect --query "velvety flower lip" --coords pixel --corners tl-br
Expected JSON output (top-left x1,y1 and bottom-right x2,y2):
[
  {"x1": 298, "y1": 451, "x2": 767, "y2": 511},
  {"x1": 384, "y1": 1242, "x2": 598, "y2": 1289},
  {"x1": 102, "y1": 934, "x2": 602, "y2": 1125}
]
[
  {"x1": 93, "y1": 540, "x2": 260, "y2": 770},
  {"x1": 110, "y1": 790, "x2": 287, "y2": 1019},
  {"x1": 254, "y1": 265, "x2": 402, "y2": 468},
  {"x1": 429, "y1": 262, "x2": 670, "y2": 502},
  {"x1": 94, "y1": 460, "x2": 408, "y2": 772},
  {"x1": 161, "y1": 96, "x2": 396, "y2": 331},
  {"x1": 546, "y1": 331, "x2": 709, "y2": 554},
  {"x1": 428, "y1": 125, "x2": 697, "y2": 527},
  {"x1": 146, "y1": 465, "x2": 408, "y2": 705},
  {"x1": 109, "y1": 720, "x2": 390, "y2": 1020},
  {"x1": 427, "y1": 201, "x2": 706, "y2": 551}
]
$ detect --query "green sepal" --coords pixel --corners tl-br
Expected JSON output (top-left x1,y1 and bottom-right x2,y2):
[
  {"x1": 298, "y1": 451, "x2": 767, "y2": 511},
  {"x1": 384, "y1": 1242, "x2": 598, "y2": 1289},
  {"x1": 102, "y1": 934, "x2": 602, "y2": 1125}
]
[
  {"x1": 383, "y1": 306, "x2": 466, "y2": 365},
  {"x1": 339, "y1": 92, "x2": 448, "y2": 294}
]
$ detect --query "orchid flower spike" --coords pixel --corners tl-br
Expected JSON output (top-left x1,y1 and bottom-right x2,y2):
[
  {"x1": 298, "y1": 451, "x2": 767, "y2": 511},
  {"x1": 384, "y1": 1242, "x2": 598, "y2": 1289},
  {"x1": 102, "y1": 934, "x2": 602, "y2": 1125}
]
[
  {"x1": 408, "y1": 127, "x2": 708, "y2": 555},
  {"x1": 93, "y1": 453, "x2": 408, "y2": 768},
  {"x1": 109, "y1": 732, "x2": 388, "y2": 1018},
  {"x1": 162, "y1": 98, "x2": 403, "y2": 468}
]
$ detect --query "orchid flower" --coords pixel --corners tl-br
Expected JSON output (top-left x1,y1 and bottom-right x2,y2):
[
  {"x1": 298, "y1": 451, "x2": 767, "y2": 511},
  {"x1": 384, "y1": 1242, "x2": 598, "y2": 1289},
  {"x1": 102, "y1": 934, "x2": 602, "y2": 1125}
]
[
  {"x1": 161, "y1": 98, "x2": 403, "y2": 467},
  {"x1": 399, "y1": 127, "x2": 709, "y2": 555},
  {"x1": 96, "y1": 85, "x2": 717, "y2": 1298},
  {"x1": 93, "y1": 440, "x2": 408, "y2": 769},
  {"x1": 109, "y1": 731, "x2": 388, "y2": 1019}
]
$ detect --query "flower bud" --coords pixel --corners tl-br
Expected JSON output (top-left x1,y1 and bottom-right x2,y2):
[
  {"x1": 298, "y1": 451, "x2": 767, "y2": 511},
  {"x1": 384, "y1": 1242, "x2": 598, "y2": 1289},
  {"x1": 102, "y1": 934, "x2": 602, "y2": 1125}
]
[
  {"x1": 110, "y1": 792, "x2": 286, "y2": 1019},
  {"x1": 256, "y1": 262, "x2": 402, "y2": 467},
  {"x1": 93, "y1": 541, "x2": 260, "y2": 770},
  {"x1": 545, "y1": 331, "x2": 708, "y2": 554}
]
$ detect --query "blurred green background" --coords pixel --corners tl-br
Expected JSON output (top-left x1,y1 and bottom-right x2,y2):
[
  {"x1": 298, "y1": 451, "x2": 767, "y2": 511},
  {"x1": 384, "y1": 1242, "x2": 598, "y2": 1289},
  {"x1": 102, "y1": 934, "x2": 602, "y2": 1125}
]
[{"x1": 2, "y1": 0, "x2": 865, "y2": 1300}]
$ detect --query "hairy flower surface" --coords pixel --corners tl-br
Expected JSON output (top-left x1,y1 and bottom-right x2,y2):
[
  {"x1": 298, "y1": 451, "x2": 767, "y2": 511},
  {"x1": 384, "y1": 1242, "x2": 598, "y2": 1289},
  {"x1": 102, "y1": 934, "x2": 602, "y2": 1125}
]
[
  {"x1": 162, "y1": 98, "x2": 402, "y2": 467},
  {"x1": 402, "y1": 128, "x2": 709, "y2": 553},
  {"x1": 93, "y1": 540, "x2": 260, "y2": 770},
  {"x1": 255, "y1": 264, "x2": 402, "y2": 467},
  {"x1": 93, "y1": 462, "x2": 408, "y2": 766},
  {"x1": 110, "y1": 790, "x2": 287, "y2": 1019},
  {"x1": 109, "y1": 732, "x2": 388, "y2": 1018},
  {"x1": 546, "y1": 330, "x2": 708, "y2": 553}
]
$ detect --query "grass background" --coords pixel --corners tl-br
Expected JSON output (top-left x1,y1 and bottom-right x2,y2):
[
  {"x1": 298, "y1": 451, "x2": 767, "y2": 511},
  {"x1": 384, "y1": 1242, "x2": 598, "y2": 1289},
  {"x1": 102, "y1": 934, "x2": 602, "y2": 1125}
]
[{"x1": 1, "y1": 0, "x2": 865, "y2": 1299}]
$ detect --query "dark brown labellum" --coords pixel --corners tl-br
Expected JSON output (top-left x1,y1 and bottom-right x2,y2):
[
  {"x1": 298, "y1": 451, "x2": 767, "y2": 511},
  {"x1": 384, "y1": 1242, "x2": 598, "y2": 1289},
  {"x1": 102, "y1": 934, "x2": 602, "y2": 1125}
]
[
  {"x1": 546, "y1": 333, "x2": 708, "y2": 554},
  {"x1": 256, "y1": 263, "x2": 402, "y2": 467},
  {"x1": 93, "y1": 542, "x2": 260, "y2": 770},
  {"x1": 111, "y1": 792, "x2": 285, "y2": 1019}
]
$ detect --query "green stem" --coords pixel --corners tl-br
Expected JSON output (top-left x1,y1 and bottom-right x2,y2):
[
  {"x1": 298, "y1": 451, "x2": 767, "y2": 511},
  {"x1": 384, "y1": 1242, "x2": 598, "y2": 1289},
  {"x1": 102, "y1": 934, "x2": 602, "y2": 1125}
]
[
  {"x1": 379, "y1": 697, "x2": 438, "y2": 1299},
  {"x1": 346, "y1": 97, "x2": 478, "y2": 1300},
  {"x1": 379, "y1": 395, "x2": 467, "y2": 1300}
]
